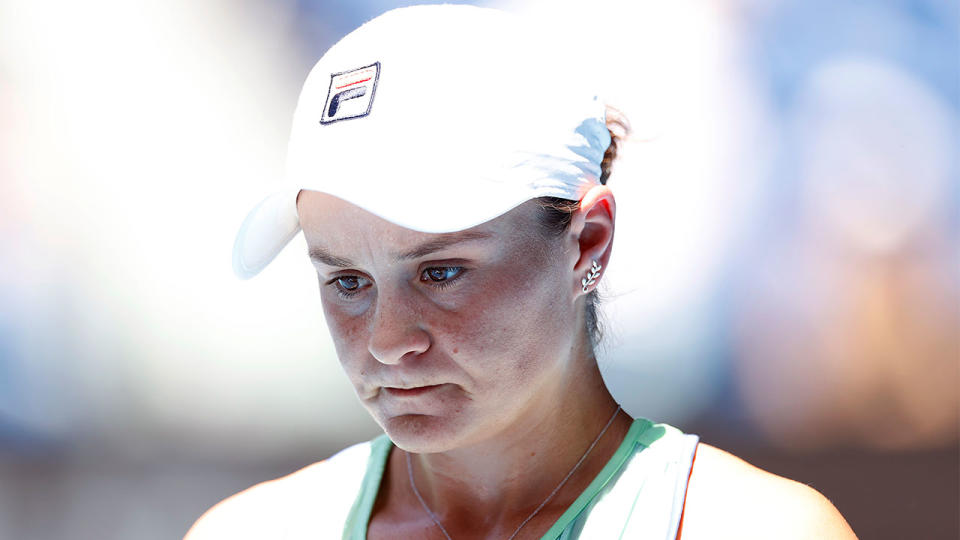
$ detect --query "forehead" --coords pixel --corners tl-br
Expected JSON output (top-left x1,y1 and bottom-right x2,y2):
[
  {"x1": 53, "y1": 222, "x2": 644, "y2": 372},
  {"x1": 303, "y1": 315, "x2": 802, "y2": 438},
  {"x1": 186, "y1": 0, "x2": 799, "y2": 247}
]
[{"x1": 296, "y1": 191, "x2": 545, "y2": 256}]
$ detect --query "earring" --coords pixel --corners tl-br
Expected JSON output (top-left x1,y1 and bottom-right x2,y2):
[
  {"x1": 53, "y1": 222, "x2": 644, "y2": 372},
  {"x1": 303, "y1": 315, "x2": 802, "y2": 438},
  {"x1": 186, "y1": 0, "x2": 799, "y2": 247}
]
[{"x1": 581, "y1": 260, "x2": 602, "y2": 292}]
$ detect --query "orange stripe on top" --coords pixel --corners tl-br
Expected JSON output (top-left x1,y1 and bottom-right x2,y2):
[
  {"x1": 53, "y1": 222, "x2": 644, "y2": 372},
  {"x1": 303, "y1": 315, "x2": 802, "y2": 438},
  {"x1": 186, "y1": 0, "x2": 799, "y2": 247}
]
[{"x1": 675, "y1": 442, "x2": 699, "y2": 540}]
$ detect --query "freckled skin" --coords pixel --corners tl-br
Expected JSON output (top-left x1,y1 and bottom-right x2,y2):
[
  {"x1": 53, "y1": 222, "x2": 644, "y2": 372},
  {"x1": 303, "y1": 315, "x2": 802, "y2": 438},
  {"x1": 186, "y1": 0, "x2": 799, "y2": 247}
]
[
  {"x1": 188, "y1": 188, "x2": 856, "y2": 540},
  {"x1": 298, "y1": 192, "x2": 583, "y2": 453}
]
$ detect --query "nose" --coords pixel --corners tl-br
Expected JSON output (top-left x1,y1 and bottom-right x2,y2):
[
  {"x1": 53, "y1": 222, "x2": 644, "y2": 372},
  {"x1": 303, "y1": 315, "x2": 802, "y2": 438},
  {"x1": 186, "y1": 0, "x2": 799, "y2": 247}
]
[{"x1": 367, "y1": 289, "x2": 430, "y2": 365}]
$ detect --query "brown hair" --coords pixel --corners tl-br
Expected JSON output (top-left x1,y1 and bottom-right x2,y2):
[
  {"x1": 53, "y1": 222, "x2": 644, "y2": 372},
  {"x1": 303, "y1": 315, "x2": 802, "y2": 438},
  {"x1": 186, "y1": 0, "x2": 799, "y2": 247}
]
[{"x1": 536, "y1": 105, "x2": 630, "y2": 348}]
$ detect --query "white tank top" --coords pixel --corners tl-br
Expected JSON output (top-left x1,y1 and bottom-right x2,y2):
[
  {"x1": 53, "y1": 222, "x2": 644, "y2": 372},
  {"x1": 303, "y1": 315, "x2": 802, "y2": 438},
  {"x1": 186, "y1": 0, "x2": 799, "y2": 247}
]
[{"x1": 322, "y1": 417, "x2": 701, "y2": 539}]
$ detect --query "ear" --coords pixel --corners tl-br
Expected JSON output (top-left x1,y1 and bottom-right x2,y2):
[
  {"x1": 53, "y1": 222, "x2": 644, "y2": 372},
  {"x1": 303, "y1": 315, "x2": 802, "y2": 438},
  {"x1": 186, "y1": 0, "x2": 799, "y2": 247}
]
[{"x1": 569, "y1": 184, "x2": 616, "y2": 295}]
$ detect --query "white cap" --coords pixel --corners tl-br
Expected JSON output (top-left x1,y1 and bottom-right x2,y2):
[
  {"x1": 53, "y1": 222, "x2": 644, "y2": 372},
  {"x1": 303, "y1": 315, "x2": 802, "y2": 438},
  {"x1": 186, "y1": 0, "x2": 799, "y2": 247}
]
[{"x1": 232, "y1": 4, "x2": 611, "y2": 279}]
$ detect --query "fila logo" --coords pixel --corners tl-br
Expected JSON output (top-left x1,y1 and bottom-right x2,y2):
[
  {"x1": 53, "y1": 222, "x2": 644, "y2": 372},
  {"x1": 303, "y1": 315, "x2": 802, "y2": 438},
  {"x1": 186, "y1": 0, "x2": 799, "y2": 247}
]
[{"x1": 320, "y1": 62, "x2": 380, "y2": 124}]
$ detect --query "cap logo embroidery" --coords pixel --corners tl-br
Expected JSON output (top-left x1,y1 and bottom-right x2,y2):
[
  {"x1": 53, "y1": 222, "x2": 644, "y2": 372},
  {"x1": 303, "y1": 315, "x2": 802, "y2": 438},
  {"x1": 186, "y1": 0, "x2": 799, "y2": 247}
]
[{"x1": 320, "y1": 62, "x2": 380, "y2": 124}]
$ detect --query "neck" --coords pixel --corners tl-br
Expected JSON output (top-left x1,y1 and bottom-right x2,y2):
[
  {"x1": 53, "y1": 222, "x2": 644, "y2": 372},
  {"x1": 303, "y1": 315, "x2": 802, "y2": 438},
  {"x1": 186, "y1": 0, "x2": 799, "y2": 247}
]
[{"x1": 385, "y1": 357, "x2": 632, "y2": 536}]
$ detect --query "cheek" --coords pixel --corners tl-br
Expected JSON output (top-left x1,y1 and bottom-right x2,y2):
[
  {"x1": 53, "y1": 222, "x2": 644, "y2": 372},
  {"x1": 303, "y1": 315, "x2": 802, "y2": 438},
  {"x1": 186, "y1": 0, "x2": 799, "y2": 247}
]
[
  {"x1": 321, "y1": 299, "x2": 373, "y2": 377},
  {"x1": 432, "y1": 263, "x2": 570, "y2": 378}
]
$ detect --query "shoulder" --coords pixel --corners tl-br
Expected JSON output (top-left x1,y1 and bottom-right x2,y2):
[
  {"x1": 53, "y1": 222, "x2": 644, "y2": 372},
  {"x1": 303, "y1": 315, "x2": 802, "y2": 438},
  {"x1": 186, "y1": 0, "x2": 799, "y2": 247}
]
[
  {"x1": 678, "y1": 443, "x2": 857, "y2": 540},
  {"x1": 184, "y1": 440, "x2": 377, "y2": 540},
  {"x1": 183, "y1": 461, "x2": 327, "y2": 540}
]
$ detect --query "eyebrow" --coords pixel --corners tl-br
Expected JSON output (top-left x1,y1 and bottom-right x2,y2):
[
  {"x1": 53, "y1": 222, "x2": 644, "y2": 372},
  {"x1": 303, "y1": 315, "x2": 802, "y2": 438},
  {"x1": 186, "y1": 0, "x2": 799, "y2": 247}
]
[
  {"x1": 396, "y1": 230, "x2": 493, "y2": 261},
  {"x1": 308, "y1": 230, "x2": 493, "y2": 268},
  {"x1": 308, "y1": 247, "x2": 354, "y2": 268}
]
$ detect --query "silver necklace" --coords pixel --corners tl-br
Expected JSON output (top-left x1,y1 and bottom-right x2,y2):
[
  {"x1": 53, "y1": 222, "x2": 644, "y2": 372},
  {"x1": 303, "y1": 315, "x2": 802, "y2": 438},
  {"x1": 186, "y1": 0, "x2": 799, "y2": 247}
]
[{"x1": 405, "y1": 404, "x2": 622, "y2": 540}]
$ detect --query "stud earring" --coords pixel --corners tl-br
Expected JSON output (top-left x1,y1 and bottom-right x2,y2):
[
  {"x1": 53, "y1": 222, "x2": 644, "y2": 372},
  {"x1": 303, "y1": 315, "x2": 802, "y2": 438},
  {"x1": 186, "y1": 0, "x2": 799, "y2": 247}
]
[{"x1": 581, "y1": 260, "x2": 602, "y2": 292}]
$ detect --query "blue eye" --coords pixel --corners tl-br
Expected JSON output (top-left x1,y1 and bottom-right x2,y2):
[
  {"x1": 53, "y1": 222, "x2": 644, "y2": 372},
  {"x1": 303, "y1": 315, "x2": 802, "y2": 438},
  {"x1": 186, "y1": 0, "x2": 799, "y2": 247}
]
[
  {"x1": 329, "y1": 275, "x2": 371, "y2": 298},
  {"x1": 337, "y1": 276, "x2": 361, "y2": 290},
  {"x1": 421, "y1": 266, "x2": 463, "y2": 283}
]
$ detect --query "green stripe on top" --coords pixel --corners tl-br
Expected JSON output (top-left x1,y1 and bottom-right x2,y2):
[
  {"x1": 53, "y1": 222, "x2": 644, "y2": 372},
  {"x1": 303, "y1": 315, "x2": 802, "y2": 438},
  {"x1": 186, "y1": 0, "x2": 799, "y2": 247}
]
[{"x1": 345, "y1": 434, "x2": 392, "y2": 540}]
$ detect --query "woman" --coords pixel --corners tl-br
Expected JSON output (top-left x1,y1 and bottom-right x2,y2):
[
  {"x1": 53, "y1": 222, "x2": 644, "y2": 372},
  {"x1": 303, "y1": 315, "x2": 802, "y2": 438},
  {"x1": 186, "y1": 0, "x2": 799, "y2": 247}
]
[{"x1": 188, "y1": 5, "x2": 856, "y2": 539}]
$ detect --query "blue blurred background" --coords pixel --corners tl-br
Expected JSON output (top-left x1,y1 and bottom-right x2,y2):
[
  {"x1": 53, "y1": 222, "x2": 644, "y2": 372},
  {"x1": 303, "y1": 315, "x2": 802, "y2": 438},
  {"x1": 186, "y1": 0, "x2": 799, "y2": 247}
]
[{"x1": 0, "y1": 0, "x2": 956, "y2": 538}]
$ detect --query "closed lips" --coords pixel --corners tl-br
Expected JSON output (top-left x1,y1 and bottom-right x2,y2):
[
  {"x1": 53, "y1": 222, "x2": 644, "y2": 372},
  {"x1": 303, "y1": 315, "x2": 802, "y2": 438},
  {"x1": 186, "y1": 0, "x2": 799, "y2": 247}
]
[{"x1": 383, "y1": 384, "x2": 444, "y2": 396}]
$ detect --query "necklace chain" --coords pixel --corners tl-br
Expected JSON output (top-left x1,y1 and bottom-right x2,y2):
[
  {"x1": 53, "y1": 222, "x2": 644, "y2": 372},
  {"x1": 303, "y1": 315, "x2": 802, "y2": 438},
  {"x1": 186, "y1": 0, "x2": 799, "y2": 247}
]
[{"x1": 405, "y1": 404, "x2": 623, "y2": 540}]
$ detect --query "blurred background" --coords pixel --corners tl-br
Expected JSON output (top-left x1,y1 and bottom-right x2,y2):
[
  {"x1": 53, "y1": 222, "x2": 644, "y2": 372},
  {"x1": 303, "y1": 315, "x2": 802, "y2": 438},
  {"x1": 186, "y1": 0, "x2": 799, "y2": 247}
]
[{"x1": 0, "y1": 0, "x2": 956, "y2": 538}]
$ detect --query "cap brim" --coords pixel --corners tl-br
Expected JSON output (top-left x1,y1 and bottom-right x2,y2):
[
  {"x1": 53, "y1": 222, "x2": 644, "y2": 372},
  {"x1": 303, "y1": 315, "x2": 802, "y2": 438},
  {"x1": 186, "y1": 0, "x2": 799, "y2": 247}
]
[{"x1": 232, "y1": 189, "x2": 301, "y2": 279}]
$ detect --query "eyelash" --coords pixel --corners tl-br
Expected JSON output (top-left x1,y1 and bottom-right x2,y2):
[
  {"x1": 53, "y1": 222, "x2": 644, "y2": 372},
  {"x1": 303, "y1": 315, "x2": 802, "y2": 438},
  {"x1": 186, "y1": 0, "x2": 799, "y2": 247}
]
[{"x1": 326, "y1": 266, "x2": 466, "y2": 300}]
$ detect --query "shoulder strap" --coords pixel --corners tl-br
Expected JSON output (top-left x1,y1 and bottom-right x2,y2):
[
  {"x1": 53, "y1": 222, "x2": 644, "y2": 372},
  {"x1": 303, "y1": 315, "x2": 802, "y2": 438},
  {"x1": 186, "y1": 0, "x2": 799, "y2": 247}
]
[
  {"x1": 542, "y1": 420, "x2": 699, "y2": 540},
  {"x1": 617, "y1": 425, "x2": 700, "y2": 540}
]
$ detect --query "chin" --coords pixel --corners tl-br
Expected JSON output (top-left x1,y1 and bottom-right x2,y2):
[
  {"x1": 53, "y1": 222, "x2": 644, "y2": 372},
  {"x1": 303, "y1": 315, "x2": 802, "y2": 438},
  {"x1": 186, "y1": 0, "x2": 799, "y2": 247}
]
[{"x1": 378, "y1": 412, "x2": 468, "y2": 454}]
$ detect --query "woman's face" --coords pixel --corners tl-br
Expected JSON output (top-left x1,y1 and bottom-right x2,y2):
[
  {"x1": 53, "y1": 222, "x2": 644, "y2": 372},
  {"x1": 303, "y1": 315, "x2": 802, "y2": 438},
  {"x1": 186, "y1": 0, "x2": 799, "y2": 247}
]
[{"x1": 297, "y1": 191, "x2": 584, "y2": 452}]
